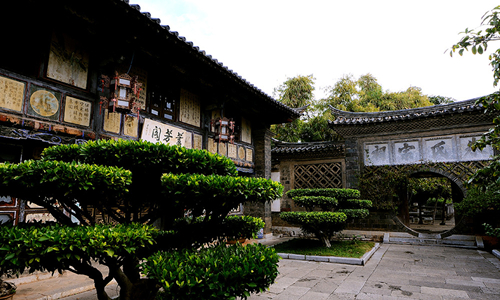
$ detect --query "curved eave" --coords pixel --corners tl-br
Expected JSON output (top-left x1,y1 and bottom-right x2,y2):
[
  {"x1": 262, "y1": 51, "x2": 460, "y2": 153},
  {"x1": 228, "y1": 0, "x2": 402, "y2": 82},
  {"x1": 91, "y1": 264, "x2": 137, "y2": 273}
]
[
  {"x1": 120, "y1": 1, "x2": 300, "y2": 122},
  {"x1": 328, "y1": 98, "x2": 483, "y2": 126}
]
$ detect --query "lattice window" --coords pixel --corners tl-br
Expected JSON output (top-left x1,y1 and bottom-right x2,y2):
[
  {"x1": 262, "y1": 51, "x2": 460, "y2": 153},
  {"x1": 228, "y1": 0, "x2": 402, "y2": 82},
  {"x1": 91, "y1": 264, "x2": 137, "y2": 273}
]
[{"x1": 294, "y1": 162, "x2": 343, "y2": 189}]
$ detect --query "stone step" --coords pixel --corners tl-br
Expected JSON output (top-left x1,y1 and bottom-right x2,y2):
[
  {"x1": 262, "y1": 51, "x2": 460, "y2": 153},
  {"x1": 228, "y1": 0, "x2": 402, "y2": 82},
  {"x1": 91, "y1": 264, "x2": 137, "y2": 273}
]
[{"x1": 383, "y1": 232, "x2": 482, "y2": 249}]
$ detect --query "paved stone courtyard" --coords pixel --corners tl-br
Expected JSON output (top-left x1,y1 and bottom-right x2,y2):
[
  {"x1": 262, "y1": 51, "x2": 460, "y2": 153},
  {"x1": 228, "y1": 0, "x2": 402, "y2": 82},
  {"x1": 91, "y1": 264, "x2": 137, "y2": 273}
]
[{"x1": 247, "y1": 244, "x2": 500, "y2": 300}]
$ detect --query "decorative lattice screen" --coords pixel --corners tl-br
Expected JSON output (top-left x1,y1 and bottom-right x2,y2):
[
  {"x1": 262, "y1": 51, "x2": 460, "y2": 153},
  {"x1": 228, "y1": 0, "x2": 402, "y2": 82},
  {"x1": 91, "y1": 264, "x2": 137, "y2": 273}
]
[{"x1": 294, "y1": 162, "x2": 343, "y2": 189}]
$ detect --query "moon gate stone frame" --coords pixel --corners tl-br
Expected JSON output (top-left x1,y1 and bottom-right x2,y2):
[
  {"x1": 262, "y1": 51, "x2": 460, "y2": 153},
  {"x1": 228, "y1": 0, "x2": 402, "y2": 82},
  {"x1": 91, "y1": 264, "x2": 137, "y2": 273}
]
[{"x1": 327, "y1": 98, "x2": 497, "y2": 234}]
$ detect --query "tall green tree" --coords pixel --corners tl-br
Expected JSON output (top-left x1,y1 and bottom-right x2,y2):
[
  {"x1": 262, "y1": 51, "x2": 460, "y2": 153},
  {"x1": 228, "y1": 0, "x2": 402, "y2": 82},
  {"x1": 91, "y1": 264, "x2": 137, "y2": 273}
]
[
  {"x1": 450, "y1": 5, "x2": 500, "y2": 237},
  {"x1": 321, "y1": 73, "x2": 434, "y2": 112}
]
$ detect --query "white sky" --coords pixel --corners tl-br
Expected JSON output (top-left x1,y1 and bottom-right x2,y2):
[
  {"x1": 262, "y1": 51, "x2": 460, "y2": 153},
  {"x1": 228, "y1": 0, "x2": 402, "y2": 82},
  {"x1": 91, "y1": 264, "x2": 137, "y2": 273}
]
[{"x1": 134, "y1": 0, "x2": 500, "y2": 102}]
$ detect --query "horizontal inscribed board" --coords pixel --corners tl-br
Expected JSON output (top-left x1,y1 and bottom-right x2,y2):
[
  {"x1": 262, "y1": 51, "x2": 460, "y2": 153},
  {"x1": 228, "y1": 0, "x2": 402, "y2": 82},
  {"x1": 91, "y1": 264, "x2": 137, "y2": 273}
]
[
  {"x1": 64, "y1": 96, "x2": 91, "y2": 127},
  {"x1": 179, "y1": 89, "x2": 200, "y2": 127},
  {"x1": 141, "y1": 118, "x2": 192, "y2": 149},
  {"x1": 0, "y1": 75, "x2": 24, "y2": 112}
]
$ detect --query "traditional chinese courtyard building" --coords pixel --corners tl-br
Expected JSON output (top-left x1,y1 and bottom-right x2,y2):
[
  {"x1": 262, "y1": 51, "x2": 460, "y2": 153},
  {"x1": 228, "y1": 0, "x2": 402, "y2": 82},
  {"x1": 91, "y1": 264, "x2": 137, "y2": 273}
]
[
  {"x1": 272, "y1": 99, "x2": 497, "y2": 236},
  {"x1": 0, "y1": 0, "x2": 299, "y2": 228}
]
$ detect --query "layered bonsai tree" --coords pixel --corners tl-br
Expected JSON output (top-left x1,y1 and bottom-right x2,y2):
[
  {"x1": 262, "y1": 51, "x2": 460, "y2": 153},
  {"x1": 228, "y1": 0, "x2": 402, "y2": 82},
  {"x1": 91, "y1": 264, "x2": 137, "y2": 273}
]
[
  {"x1": 0, "y1": 139, "x2": 283, "y2": 300},
  {"x1": 280, "y1": 188, "x2": 372, "y2": 247}
]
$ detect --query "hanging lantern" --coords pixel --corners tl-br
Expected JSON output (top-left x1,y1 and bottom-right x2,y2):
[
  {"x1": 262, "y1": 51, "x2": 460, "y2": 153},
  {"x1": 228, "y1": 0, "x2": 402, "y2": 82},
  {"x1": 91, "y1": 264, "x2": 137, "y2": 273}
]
[
  {"x1": 98, "y1": 72, "x2": 142, "y2": 118},
  {"x1": 213, "y1": 117, "x2": 235, "y2": 143}
]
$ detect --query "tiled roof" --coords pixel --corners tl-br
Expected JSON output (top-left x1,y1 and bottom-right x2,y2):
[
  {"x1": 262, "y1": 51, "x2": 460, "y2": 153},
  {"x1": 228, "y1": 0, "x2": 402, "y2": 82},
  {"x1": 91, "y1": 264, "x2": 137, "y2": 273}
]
[
  {"x1": 329, "y1": 98, "x2": 482, "y2": 126},
  {"x1": 123, "y1": 0, "x2": 299, "y2": 119},
  {"x1": 271, "y1": 139, "x2": 344, "y2": 155}
]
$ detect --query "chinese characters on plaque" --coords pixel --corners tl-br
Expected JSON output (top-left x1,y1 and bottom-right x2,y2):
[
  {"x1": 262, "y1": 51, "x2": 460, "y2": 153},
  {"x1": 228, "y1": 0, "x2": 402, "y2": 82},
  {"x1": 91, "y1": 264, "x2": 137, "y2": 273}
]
[
  {"x1": 103, "y1": 109, "x2": 121, "y2": 134},
  {"x1": 47, "y1": 32, "x2": 89, "y2": 89},
  {"x1": 0, "y1": 75, "x2": 24, "y2": 112},
  {"x1": 141, "y1": 118, "x2": 192, "y2": 148},
  {"x1": 241, "y1": 117, "x2": 252, "y2": 143},
  {"x1": 124, "y1": 115, "x2": 139, "y2": 137},
  {"x1": 228, "y1": 144, "x2": 237, "y2": 158},
  {"x1": 193, "y1": 134, "x2": 203, "y2": 150},
  {"x1": 64, "y1": 96, "x2": 91, "y2": 126},
  {"x1": 208, "y1": 138, "x2": 217, "y2": 154},
  {"x1": 364, "y1": 133, "x2": 494, "y2": 166},
  {"x1": 179, "y1": 89, "x2": 200, "y2": 127}
]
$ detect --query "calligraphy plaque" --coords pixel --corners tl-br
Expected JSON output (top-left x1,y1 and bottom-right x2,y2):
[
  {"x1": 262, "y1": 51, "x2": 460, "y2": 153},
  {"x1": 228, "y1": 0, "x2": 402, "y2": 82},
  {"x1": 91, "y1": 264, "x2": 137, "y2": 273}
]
[
  {"x1": 228, "y1": 144, "x2": 237, "y2": 158},
  {"x1": 218, "y1": 142, "x2": 227, "y2": 156},
  {"x1": 246, "y1": 148, "x2": 253, "y2": 162},
  {"x1": 0, "y1": 75, "x2": 24, "y2": 112},
  {"x1": 47, "y1": 32, "x2": 89, "y2": 89},
  {"x1": 364, "y1": 143, "x2": 390, "y2": 166},
  {"x1": 28, "y1": 87, "x2": 61, "y2": 120},
  {"x1": 394, "y1": 140, "x2": 420, "y2": 165},
  {"x1": 238, "y1": 146, "x2": 246, "y2": 160},
  {"x1": 141, "y1": 118, "x2": 188, "y2": 147},
  {"x1": 103, "y1": 109, "x2": 121, "y2": 134},
  {"x1": 241, "y1": 117, "x2": 252, "y2": 143},
  {"x1": 208, "y1": 138, "x2": 217, "y2": 154},
  {"x1": 124, "y1": 115, "x2": 139, "y2": 137},
  {"x1": 184, "y1": 132, "x2": 193, "y2": 149},
  {"x1": 423, "y1": 137, "x2": 454, "y2": 162},
  {"x1": 179, "y1": 89, "x2": 201, "y2": 127},
  {"x1": 193, "y1": 134, "x2": 203, "y2": 150},
  {"x1": 459, "y1": 135, "x2": 494, "y2": 161},
  {"x1": 64, "y1": 96, "x2": 91, "y2": 126},
  {"x1": 25, "y1": 213, "x2": 57, "y2": 223}
]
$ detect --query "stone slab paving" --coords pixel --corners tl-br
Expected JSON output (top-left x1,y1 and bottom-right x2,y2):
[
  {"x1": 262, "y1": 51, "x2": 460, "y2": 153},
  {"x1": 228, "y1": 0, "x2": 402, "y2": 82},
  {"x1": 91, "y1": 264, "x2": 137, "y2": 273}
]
[{"x1": 246, "y1": 244, "x2": 500, "y2": 300}]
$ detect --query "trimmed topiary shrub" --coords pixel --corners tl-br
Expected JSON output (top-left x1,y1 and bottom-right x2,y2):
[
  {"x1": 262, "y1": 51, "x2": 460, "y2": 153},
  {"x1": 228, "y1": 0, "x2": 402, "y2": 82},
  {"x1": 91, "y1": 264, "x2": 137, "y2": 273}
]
[{"x1": 280, "y1": 188, "x2": 372, "y2": 247}]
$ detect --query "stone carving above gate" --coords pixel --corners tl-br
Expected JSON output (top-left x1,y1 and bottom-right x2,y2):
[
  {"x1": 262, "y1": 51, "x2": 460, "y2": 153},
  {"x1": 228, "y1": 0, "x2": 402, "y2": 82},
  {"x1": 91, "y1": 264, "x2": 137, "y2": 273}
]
[{"x1": 365, "y1": 133, "x2": 493, "y2": 166}]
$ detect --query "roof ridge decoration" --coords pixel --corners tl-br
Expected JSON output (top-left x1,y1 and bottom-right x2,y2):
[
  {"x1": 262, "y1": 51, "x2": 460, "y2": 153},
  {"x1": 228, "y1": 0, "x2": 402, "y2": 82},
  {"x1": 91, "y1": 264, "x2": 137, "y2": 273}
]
[
  {"x1": 124, "y1": 1, "x2": 299, "y2": 118},
  {"x1": 329, "y1": 98, "x2": 484, "y2": 126}
]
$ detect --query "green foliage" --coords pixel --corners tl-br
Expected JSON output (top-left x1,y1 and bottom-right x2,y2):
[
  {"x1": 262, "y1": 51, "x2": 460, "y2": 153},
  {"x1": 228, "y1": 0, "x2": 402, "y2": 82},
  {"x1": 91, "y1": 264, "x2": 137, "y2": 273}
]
[
  {"x1": 42, "y1": 139, "x2": 237, "y2": 176},
  {"x1": 484, "y1": 223, "x2": 500, "y2": 238},
  {"x1": 161, "y1": 173, "x2": 283, "y2": 214},
  {"x1": 287, "y1": 188, "x2": 360, "y2": 199},
  {"x1": 344, "y1": 199, "x2": 372, "y2": 209},
  {"x1": 0, "y1": 140, "x2": 283, "y2": 300},
  {"x1": 293, "y1": 196, "x2": 338, "y2": 211},
  {"x1": 298, "y1": 115, "x2": 339, "y2": 142},
  {"x1": 280, "y1": 211, "x2": 347, "y2": 232},
  {"x1": 280, "y1": 211, "x2": 348, "y2": 246},
  {"x1": 428, "y1": 95, "x2": 455, "y2": 105},
  {"x1": 221, "y1": 216, "x2": 265, "y2": 240},
  {"x1": 274, "y1": 75, "x2": 315, "y2": 109},
  {"x1": 337, "y1": 209, "x2": 370, "y2": 219},
  {"x1": 281, "y1": 187, "x2": 371, "y2": 247},
  {"x1": 321, "y1": 74, "x2": 433, "y2": 112},
  {"x1": 0, "y1": 223, "x2": 160, "y2": 276},
  {"x1": 450, "y1": 6, "x2": 500, "y2": 238},
  {"x1": 143, "y1": 244, "x2": 280, "y2": 300},
  {"x1": 455, "y1": 185, "x2": 500, "y2": 217}
]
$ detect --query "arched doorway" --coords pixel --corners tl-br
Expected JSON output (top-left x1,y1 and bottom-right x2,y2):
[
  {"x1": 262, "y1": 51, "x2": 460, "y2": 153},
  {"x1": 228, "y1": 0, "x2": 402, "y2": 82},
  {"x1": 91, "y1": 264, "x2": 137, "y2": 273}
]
[{"x1": 398, "y1": 169, "x2": 466, "y2": 235}]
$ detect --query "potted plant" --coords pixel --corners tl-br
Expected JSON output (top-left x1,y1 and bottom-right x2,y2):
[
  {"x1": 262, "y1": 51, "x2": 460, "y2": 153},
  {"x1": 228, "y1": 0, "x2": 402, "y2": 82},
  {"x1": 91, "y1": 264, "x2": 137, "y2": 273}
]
[{"x1": 0, "y1": 279, "x2": 16, "y2": 300}]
